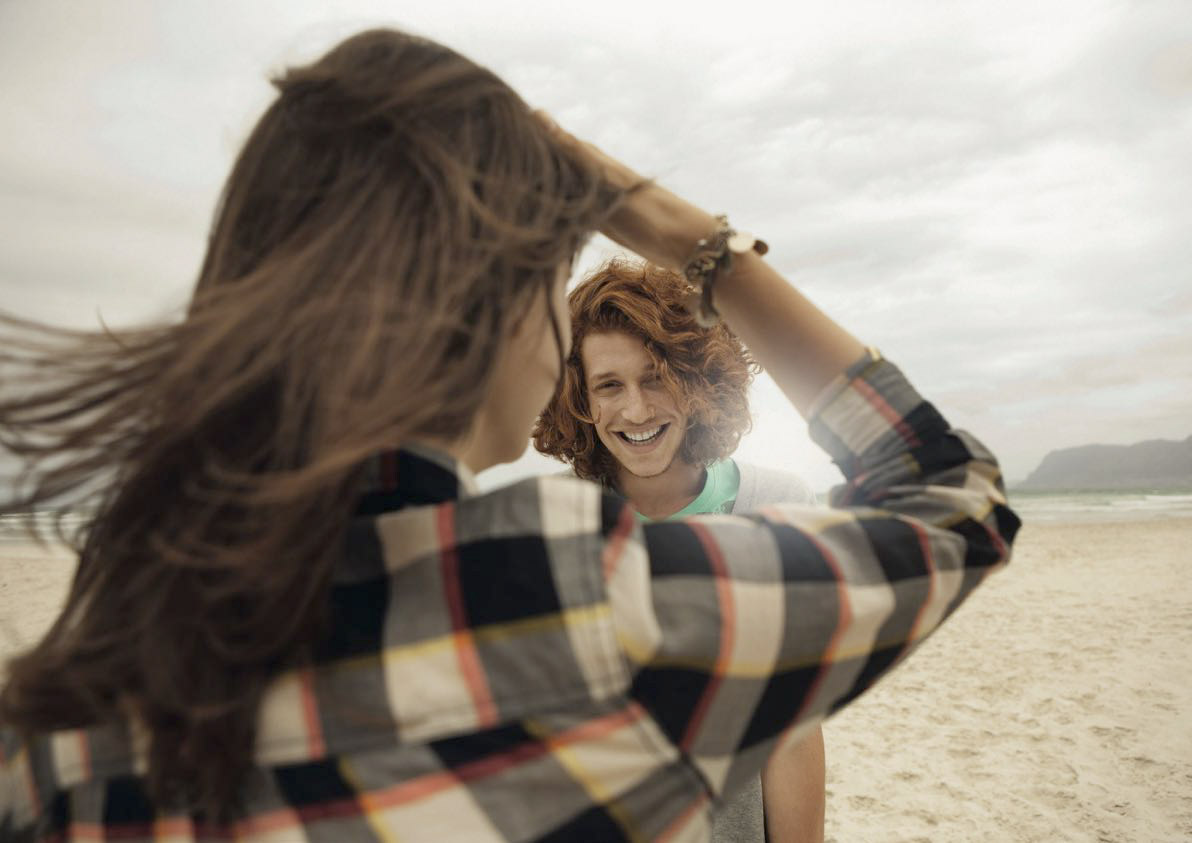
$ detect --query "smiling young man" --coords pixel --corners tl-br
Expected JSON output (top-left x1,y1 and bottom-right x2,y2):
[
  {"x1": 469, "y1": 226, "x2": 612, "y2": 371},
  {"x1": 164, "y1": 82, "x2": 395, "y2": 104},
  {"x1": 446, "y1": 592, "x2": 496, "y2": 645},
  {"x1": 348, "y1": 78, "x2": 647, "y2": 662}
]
[{"x1": 533, "y1": 258, "x2": 825, "y2": 843}]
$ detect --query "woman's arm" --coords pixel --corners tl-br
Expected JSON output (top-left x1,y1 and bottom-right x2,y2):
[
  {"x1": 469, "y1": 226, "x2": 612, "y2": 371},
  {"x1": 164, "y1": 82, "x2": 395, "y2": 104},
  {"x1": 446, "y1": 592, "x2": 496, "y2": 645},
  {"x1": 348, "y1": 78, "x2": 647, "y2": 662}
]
[
  {"x1": 538, "y1": 115, "x2": 862, "y2": 412},
  {"x1": 546, "y1": 117, "x2": 1019, "y2": 817}
]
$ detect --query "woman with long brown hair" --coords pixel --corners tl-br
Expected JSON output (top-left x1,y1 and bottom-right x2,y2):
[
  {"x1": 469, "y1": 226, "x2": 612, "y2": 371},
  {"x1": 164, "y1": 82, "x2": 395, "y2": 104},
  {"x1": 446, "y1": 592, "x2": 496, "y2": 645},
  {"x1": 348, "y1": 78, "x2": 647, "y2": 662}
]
[{"x1": 0, "y1": 28, "x2": 1018, "y2": 842}]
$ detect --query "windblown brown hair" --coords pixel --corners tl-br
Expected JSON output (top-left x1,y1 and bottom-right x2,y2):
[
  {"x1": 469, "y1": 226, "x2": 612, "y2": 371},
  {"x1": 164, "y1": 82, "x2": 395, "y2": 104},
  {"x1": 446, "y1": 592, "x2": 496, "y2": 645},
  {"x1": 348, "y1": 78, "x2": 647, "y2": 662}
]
[
  {"x1": 0, "y1": 29, "x2": 624, "y2": 816},
  {"x1": 532, "y1": 258, "x2": 757, "y2": 487}
]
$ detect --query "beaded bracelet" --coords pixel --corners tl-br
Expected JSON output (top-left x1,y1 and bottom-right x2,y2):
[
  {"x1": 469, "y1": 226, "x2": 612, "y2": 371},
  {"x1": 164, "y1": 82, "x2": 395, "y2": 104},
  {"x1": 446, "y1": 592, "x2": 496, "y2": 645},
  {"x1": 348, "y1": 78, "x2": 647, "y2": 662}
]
[{"x1": 681, "y1": 214, "x2": 769, "y2": 326}]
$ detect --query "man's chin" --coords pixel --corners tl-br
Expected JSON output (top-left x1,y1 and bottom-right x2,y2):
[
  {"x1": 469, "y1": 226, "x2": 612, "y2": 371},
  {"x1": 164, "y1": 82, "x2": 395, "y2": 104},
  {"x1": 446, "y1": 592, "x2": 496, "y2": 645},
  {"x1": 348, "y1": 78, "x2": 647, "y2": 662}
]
[
  {"x1": 619, "y1": 451, "x2": 676, "y2": 480},
  {"x1": 624, "y1": 464, "x2": 666, "y2": 479},
  {"x1": 601, "y1": 435, "x2": 678, "y2": 481}
]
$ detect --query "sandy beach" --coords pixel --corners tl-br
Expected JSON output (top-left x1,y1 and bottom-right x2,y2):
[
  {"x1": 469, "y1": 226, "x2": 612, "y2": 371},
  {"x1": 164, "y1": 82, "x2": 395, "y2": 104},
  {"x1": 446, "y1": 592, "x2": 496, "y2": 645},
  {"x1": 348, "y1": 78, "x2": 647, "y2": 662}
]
[
  {"x1": 3, "y1": 516, "x2": 1190, "y2": 841},
  {"x1": 822, "y1": 516, "x2": 1192, "y2": 842}
]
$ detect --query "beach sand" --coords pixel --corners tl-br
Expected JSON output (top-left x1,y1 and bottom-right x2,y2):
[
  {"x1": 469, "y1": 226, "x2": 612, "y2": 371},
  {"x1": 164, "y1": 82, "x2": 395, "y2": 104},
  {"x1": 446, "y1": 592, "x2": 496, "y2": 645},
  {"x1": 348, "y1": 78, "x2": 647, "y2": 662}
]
[
  {"x1": 821, "y1": 517, "x2": 1192, "y2": 842},
  {"x1": 0, "y1": 534, "x2": 76, "y2": 665},
  {"x1": 2, "y1": 517, "x2": 1190, "y2": 841}
]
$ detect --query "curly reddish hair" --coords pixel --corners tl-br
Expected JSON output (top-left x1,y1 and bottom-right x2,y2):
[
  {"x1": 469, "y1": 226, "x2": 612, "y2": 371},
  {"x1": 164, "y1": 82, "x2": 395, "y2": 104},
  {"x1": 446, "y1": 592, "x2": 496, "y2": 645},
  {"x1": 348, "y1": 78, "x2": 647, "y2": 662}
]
[{"x1": 533, "y1": 258, "x2": 757, "y2": 486}]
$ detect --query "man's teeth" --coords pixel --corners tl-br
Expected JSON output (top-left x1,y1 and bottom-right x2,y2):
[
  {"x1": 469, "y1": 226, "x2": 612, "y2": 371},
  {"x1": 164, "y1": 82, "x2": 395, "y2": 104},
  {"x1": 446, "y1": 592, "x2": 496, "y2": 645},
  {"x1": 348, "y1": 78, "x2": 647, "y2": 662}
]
[{"x1": 622, "y1": 426, "x2": 663, "y2": 444}]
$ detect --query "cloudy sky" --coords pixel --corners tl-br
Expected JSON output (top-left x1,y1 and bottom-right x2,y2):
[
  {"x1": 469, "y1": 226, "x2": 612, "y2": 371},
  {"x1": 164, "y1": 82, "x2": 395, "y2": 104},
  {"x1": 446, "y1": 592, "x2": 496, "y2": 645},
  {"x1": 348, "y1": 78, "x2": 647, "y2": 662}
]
[{"x1": 1, "y1": 0, "x2": 1189, "y2": 491}]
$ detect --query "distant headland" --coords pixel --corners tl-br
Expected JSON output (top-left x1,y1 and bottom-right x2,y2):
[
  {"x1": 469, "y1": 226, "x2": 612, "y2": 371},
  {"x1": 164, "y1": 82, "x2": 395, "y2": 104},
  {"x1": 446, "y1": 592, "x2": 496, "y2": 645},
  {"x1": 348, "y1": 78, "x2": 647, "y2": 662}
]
[{"x1": 1015, "y1": 435, "x2": 1192, "y2": 491}]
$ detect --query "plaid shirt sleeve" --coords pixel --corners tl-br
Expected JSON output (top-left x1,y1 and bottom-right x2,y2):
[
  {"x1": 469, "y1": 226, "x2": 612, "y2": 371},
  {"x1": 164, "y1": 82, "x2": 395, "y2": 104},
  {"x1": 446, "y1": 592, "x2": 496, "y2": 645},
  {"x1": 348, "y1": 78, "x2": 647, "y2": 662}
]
[{"x1": 605, "y1": 349, "x2": 1020, "y2": 803}]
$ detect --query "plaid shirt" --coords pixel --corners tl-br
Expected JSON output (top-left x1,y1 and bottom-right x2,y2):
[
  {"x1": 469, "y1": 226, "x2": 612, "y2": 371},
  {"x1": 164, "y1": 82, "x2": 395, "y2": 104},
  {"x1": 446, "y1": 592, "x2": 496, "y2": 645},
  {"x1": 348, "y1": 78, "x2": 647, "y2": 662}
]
[{"x1": 1, "y1": 350, "x2": 1020, "y2": 842}]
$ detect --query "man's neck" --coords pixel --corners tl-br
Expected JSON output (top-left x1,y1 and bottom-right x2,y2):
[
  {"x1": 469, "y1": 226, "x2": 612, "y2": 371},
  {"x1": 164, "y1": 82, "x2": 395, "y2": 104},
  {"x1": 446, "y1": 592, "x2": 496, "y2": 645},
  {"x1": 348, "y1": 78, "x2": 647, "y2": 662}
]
[{"x1": 617, "y1": 459, "x2": 706, "y2": 520}]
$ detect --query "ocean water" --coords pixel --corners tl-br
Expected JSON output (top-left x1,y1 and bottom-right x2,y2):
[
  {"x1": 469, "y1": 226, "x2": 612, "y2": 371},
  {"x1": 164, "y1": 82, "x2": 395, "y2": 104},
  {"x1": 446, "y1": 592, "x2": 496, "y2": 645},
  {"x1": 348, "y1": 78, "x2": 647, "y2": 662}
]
[
  {"x1": 0, "y1": 511, "x2": 91, "y2": 545},
  {"x1": 1007, "y1": 490, "x2": 1192, "y2": 523}
]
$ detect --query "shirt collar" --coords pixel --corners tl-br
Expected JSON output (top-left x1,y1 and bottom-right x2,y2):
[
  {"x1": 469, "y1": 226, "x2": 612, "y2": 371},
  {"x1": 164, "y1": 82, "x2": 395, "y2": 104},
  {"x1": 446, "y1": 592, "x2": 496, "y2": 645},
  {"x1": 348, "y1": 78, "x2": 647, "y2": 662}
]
[{"x1": 356, "y1": 443, "x2": 479, "y2": 514}]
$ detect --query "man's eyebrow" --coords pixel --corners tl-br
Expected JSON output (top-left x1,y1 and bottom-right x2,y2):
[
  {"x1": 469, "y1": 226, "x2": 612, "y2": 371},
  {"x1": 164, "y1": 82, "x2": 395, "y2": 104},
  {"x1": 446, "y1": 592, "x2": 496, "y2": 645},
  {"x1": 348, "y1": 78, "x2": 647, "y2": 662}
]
[
  {"x1": 588, "y1": 370, "x2": 618, "y2": 385},
  {"x1": 587, "y1": 365, "x2": 656, "y2": 385}
]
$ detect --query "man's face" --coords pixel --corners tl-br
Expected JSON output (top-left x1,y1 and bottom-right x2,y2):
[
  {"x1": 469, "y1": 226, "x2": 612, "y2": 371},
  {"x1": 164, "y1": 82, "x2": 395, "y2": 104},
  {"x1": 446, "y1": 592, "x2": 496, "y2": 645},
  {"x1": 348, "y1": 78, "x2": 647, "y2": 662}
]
[{"x1": 581, "y1": 330, "x2": 688, "y2": 480}]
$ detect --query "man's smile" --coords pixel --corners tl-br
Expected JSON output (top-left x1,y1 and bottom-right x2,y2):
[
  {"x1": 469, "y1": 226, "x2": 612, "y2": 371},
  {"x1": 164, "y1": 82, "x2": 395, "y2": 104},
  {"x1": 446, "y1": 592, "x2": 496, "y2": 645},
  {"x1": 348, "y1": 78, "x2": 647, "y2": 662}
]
[{"x1": 615, "y1": 422, "x2": 670, "y2": 448}]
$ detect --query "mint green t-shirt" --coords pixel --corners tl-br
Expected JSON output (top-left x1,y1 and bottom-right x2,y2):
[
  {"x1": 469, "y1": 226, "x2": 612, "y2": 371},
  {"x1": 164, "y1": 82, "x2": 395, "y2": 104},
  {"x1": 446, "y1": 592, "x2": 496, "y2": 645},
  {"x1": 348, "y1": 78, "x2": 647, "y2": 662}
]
[{"x1": 633, "y1": 459, "x2": 741, "y2": 523}]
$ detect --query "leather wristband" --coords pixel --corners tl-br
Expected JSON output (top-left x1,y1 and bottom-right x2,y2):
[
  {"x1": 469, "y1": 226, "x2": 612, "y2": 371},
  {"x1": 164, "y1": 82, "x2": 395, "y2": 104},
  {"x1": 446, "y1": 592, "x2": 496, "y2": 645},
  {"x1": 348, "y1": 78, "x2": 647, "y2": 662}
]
[{"x1": 681, "y1": 215, "x2": 768, "y2": 326}]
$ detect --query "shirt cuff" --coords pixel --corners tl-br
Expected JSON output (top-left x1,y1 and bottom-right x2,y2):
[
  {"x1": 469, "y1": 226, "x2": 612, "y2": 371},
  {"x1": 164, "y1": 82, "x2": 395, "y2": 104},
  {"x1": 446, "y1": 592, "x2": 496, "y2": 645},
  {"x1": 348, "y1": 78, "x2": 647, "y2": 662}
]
[
  {"x1": 807, "y1": 349, "x2": 945, "y2": 482},
  {"x1": 803, "y1": 347, "x2": 884, "y2": 420}
]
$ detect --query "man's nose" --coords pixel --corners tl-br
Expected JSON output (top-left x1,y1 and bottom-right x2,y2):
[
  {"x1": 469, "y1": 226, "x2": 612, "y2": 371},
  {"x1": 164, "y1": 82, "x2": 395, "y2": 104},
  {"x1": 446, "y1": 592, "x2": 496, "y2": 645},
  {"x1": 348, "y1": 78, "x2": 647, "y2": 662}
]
[{"x1": 620, "y1": 388, "x2": 654, "y2": 424}]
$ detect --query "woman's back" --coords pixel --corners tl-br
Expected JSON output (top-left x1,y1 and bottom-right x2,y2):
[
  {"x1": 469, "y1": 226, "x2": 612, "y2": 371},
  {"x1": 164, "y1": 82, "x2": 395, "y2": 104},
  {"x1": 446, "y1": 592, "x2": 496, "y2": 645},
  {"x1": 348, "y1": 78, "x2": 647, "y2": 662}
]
[{"x1": 0, "y1": 28, "x2": 619, "y2": 822}]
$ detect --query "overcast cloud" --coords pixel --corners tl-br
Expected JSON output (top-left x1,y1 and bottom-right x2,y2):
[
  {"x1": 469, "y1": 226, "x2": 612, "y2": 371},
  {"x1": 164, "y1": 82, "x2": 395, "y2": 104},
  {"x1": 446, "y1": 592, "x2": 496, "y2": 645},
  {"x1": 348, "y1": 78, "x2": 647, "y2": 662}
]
[{"x1": 1, "y1": 0, "x2": 1189, "y2": 490}]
